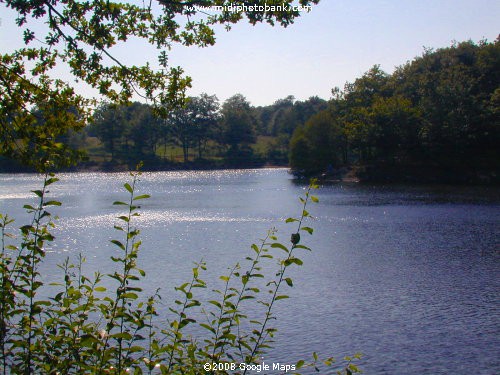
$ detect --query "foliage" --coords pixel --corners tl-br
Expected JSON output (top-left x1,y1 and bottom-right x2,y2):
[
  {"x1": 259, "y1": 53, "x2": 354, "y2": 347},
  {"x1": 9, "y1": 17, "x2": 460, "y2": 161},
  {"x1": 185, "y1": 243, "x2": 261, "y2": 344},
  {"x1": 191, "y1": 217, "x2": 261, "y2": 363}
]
[
  {"x1": 289, "y1": 111, "x2": 345, "y2": 176},
  {"x1": 289, "y1": 39, "x2": 500, "y2": 181},
  {"x1": 253, "y1": 96, "x2": 328, "y2": 164},
  {"x1": 254, "y1": 96, "x2": 328, "y2": 137},
  {"x1": 0, "y1": 172, "x2": 361, "y2": 374},
  {"x1": 166, "y1": 94, "x2": 221, "y2": 162},
  {"x1": 0, "y1": 0, "x2": 320, "y2": 171},
  {"x1": 0, "y1": 1, "x2": 365, "y2": 373},
  {"x1": 89, "y1": 102, "x2": 164, "y2": 165},
  {"x1": 218, "y1": 94, "x2": 258, "y2": 165},
  {"x1": 78, "y1": 94, "x2": 328, "y2": 169}
]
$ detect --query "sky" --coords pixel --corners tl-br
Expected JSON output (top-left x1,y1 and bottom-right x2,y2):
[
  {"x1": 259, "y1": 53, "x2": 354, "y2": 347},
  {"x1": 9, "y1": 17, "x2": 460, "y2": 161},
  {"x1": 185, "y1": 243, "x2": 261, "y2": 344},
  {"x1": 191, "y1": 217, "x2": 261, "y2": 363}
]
[{"x1": 0, "y1": 0, "x2": 499, "y2": 107}]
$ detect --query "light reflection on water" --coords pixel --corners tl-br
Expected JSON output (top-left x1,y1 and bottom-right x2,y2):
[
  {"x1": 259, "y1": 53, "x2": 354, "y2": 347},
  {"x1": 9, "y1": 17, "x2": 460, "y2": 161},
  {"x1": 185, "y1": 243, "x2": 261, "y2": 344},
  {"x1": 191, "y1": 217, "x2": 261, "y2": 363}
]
[
  {"x1": 55, "y1": 211, "x2": 271, "y2": 230},
  {"x1": 0, "y1": 169, "x2": 499, "y2": 374}
]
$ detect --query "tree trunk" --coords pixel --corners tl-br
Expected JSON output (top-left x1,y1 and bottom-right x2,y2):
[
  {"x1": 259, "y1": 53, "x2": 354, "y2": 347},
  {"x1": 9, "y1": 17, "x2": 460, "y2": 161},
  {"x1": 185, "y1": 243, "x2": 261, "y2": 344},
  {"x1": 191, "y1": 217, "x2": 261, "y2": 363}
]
[{"x1": 183, "y1": 143, "x2": 188, "y2": 163}]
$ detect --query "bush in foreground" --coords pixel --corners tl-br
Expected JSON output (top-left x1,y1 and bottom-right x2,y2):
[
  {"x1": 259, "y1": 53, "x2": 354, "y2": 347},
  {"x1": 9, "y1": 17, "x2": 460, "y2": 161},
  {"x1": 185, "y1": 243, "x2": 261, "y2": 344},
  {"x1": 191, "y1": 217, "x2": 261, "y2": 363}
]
[{"x1": 0, "y1": 171, "x2": 361, "y2": 374}]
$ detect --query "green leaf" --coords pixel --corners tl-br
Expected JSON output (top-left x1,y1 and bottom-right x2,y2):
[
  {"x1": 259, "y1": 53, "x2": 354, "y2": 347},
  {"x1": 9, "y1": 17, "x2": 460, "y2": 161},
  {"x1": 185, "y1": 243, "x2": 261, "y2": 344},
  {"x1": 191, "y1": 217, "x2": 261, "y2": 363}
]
[
  {"x1": 271, "y1": 243, "x2": 289, "y2": 252},
  {"x1": 285, "y1": 217, "x2": 298, "y2": 223},
  {"x1": 292, "y1": 258, "x2": 304, "y2": 266},
  {"x1": 124, "y1": 183, "x2": 133, "y2": 193},
  {"x1": 110, "y1": 240, "x2": 125, "y2": 250},
  {"x1": 133, "y1": 194, "x2": 151, "y2": 201},
  {"x1": 284, "y1": 278, "x2": 293, "y2": 287},
  {"x1": 31, "y1": 190, "x2": 43, "y2": 197},
  {"x1": 348, "y1": 364, "x2": 359, "y2": 372},
  {"x1": 200, "y1": 323, "x2": 216, "y2": 334},
  {"x1": 310, "y1": 195, "x2": 319, "y2": 203},
  {"x1": 301, "y1": 226, "x2": 314, "y2": 235},
  {"x1": 121, "y1": 292, "x2": 138, "y2": 300},
  {"x1": 284, "y1": 257, "x2": 303, "y2": 266},
  {"x1": 45, "y1": 177, "x2": 59, "y2": 186},
  {"x1": 240, "y1": 295, "x2": 255, "y2": 300},
  {"x1": 294, "y1": 244, "x2": 311, "y2": 251},
  {"x1": 208, "y1": 300, "x2": 222, "y2": 309},
  {"x1": 80, "y1": 334, "x2": 98, "y2": 347},
  {"x1": 111, "y1": 332, "x2": 133, "y2": 340},
  {"x1": 44, "y1": 200, "x2": 62, "y2": 206},
  {"x1": 275, "y1": 295, "x2": 289, "y2": 300}
]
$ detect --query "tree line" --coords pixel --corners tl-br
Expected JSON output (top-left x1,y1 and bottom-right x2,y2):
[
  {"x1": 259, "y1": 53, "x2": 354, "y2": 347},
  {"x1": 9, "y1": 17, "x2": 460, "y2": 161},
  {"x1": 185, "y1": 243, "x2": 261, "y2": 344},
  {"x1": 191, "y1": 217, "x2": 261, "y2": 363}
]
[
  {"x1": 2, "y1": 37, "x2": 497, "y2": 183},
  {"x1": 290, "y1": 38, "x2": 499, "y2": 183},
  {"x1": 80, "y1": 94, "x2": 327, "y2": 169}
]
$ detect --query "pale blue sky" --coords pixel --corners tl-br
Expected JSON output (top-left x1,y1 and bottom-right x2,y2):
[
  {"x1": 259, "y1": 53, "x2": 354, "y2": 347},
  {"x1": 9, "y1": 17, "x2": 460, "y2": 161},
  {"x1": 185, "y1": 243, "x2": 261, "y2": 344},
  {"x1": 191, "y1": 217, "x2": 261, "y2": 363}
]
[{"x1": 1, "y1": 1, "x2": 498, "y2": 106}]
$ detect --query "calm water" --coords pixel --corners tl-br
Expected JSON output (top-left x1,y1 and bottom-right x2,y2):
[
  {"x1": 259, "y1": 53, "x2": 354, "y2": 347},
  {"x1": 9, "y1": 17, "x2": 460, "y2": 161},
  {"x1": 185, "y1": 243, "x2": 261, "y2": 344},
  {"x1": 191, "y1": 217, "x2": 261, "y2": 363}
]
[{"x1": 0, "y1": 169, "x2": 499, "y2": 374}]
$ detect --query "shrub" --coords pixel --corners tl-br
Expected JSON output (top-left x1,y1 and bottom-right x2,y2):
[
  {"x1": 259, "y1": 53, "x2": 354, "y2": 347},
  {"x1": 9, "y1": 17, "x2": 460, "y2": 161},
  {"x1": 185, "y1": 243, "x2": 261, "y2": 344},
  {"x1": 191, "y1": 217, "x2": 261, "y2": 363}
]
[{"x1": 0, "y1": 171, "x2": 361, "y2": 374}]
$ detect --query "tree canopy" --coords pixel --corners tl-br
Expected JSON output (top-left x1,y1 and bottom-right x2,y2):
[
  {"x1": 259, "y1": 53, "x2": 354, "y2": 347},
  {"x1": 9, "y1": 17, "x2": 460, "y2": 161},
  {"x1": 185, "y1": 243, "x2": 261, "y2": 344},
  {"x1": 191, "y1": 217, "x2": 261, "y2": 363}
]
[
  {"x1": 0, "y1": 0, "x2": 319, "y2": 171},
  {"x1": 290, "y1": 39, "x2": 500, "y2": 183},
  {"x1": 80, "y1": 93, "x2": 326, "y2": 170}
]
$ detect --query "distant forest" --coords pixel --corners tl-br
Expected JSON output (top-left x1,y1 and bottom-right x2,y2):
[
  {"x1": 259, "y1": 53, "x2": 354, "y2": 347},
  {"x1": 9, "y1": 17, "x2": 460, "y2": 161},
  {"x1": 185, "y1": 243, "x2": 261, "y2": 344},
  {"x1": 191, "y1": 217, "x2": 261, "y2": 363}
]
[
  {"x1": 83, "y1": 93, "x2": 327, "y2": 170},
  {"x1": 290, "y1": 39, "x2": 499, "y2": 183},
  {"x1": 1, "y1": 38, "x2": 498, "y2": 183}
]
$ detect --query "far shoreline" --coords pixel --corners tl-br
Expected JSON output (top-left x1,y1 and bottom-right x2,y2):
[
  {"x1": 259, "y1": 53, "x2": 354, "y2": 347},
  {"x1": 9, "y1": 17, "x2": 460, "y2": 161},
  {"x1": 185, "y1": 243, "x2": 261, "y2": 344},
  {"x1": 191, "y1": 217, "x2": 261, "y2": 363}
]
[{"x1": 1, "y1": 160, "x2": 498, "y2": 186}]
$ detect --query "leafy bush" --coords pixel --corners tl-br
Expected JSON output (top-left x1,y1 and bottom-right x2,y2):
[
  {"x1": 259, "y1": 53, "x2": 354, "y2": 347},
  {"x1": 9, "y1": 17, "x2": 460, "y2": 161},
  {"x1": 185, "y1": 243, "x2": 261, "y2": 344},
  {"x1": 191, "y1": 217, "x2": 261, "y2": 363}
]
[{"x1": 0, "y1": 171, "x2": 361, "y2": 374}]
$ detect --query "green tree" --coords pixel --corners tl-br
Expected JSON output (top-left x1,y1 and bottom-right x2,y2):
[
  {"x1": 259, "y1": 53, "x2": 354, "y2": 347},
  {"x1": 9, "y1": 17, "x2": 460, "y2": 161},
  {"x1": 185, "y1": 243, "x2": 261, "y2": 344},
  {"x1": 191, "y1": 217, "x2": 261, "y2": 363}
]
[
  {"x1": 290, "y1": 110, "x2": 345, "y2": 176},
  {"x1": 220, "y1": 94, "x2": 257, "y2": 164},
  {"x1": 290, "y1": 96, "x2": 328, "y2": 133},
  {"x1": 255, "y1": 95, "x2": 327, "y2": 138},
  {"x1": 126, "y1": 102, "x2": 163, "y2": 163},
  {"x1": 166, "y1": 94, "x2": 219, "y2": 163},
  {"x1": 343, "y1": 65, "x2": 391, "y2": 108},
  {"x1": 189, "y1": 93, "x2": 221, "y2": 160},
  {"x1": 266, "y1": 95, "x2": 296, "y2": 136},
  {"x1": 289, "y1": 127, "x2": 313, "y2": 175},
  {"x1": 368, "y1": 95, "x2": 422, "y2": 163},
  {"x1": 392, "y1": 39, "x2": 500, "y2": 168},
  {"x1": 0, "y1": 0, "x2": 320, "y2": 171},
  {"x1": 252, "y1": 96, "x2": 327, "y2": 165},
  {"x1": 166, "y1": 102, "x2": 191, "y2": 163},
  {"x1": 89, "y1": 102, "x2": 162, "y2": 165},
  {"x1": 88, "y1": 103, "x2": 127, "y2": 161},
  {"x1": 290, "y1": 39, "x2": 499, "y2": 181}
]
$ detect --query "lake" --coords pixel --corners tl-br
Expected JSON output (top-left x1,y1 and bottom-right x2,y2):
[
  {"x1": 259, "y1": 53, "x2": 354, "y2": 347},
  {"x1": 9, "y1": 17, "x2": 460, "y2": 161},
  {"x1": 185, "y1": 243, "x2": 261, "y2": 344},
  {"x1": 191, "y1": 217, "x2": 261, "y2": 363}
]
[{"x1": 0, "y1": 168, "x2": 498, "y2": 374}]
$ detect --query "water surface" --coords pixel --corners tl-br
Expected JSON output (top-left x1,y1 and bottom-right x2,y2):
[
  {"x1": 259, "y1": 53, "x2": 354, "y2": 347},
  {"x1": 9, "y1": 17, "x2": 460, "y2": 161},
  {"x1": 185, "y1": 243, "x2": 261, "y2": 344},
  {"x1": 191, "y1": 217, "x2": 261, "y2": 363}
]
[{"x1": 0, "y1": 169, "x2": 498, "y2": 374}]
